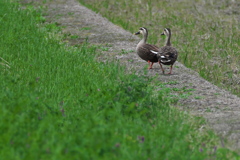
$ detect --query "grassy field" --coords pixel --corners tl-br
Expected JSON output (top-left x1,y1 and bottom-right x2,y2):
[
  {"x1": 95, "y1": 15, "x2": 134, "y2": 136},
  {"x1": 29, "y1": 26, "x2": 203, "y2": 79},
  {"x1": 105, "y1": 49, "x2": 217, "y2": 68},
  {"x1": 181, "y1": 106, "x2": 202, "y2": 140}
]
[
  {"x1": 0, "y1": 1, "x2": 239, "y2": 159},
  {"x1": 78, "y1": 0, "x2": 240, "y2": 96}
]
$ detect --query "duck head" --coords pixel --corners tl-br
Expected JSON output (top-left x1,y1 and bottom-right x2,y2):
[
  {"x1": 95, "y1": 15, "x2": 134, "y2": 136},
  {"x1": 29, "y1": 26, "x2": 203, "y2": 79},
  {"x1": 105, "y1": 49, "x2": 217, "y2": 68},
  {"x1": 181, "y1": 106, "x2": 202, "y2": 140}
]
[{"x1": 134, "y1": 27, "x2": 148, "y2": 35}]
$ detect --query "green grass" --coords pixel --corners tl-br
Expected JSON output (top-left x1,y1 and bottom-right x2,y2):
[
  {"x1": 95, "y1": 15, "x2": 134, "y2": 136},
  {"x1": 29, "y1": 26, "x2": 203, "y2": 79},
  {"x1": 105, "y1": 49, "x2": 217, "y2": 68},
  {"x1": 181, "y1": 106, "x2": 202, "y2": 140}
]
[
  {"x1": 0, "y1": 1, "x2": 239, "y2": 159},
  {"x1": 78, "y1": 0, "x2": 240, "y2": 96}
]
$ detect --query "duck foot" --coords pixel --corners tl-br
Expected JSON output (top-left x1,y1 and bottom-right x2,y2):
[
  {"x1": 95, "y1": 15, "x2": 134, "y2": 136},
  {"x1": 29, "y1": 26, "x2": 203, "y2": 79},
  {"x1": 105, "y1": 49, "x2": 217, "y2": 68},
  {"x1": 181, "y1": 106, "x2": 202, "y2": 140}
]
[
  {"x1": 148, "y1": 61, "x2": 154, "y2": 69},
  {"x1": 167, "y1": 65, "x2": 173, "y2": 74},
  {"x1": 158, "y1": 61, "x2": 165, "y2": 74}
]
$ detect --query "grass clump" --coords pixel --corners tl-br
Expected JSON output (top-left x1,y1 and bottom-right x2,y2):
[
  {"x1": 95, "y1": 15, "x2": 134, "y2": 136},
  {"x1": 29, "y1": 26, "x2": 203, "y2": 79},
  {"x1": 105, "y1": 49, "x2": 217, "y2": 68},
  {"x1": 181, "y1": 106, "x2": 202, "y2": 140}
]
[
  {"x1": 0, "y1": 1, "x2": 238, "y2": 159},
  {"x1": 78, "y1": 0, "x2": 240, "y2": 96}
]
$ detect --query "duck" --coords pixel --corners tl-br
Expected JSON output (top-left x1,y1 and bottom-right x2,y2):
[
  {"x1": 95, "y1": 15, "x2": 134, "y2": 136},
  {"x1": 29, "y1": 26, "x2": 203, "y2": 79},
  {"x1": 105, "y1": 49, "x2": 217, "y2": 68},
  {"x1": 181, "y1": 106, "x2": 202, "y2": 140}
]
[
  {"x1": 134, "y1": 27, "x2": 159, "y2": 69},
  {"x1": 157, "y1": 28, "x2": 178, "y2": 74}
]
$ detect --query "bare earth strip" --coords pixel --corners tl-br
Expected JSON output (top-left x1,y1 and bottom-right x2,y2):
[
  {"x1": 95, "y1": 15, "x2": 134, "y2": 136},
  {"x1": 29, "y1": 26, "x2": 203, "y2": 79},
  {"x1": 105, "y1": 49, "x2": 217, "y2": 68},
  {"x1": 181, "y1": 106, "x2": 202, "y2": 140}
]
[{"x1": 22, "y1": 0, "x2": 240, "y2": 152}]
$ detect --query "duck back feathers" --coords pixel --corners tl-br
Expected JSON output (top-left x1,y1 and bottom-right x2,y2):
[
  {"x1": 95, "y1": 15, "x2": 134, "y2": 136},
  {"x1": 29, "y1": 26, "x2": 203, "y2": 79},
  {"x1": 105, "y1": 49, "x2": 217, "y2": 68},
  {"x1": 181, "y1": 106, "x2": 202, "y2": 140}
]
[{"x1": 158, "y1": 46, "x2": 178, "y2": 65}]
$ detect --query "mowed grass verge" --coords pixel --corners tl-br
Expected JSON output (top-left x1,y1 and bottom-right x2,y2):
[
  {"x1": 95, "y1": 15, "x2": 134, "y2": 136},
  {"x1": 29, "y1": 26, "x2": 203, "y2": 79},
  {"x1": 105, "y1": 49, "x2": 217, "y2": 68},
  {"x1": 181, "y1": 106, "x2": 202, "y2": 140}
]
[
  {"x1": 0, "y1": 1, "x2": 238, "y2": 159},
  {"x1": 79, "y1": 0, "x2": 240, "y2": 96}
]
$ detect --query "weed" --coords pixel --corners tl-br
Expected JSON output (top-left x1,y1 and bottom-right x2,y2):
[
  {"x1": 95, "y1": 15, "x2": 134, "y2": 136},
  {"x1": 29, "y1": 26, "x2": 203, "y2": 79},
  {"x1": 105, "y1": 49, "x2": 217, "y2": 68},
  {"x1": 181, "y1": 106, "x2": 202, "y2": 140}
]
[
  {"x1": 105, "y1": 43, "x2": 113, "y2": 47},
  {"x1": 100, "y1": 46, "x2": 109, "y2": 51},
  {"x1": 68, "y1": 12, "x2": 74, "y2": 15},
  {"x1": 70, "y1": 35, "x2": 80, "y2": 39},
  {"x1": 195, "y1": 96, "x2": 204, "y2": 99},
  {"x1": 164, "y1": 80, "x2": 179, "y2": 85},
  {"x1": 80, "y1": 27, "x2": 91, "y2": 30},
  {"x1": 119, "y1": 49, "x2": 129, "y2": 55}
]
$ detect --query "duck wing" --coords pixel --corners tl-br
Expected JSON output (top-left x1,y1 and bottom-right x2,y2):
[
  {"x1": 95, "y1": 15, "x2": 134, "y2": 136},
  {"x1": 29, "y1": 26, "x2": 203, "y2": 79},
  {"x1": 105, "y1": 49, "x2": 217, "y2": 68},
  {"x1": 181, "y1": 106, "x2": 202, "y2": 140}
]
[{"x1": 137, "y1": 44, "x2": 159, "y2": 62}]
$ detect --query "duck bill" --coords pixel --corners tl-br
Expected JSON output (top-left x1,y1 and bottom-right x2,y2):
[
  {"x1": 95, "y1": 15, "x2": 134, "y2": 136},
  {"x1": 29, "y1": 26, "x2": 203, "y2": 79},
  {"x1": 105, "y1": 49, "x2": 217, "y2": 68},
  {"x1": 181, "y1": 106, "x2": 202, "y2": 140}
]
[
  {"x1": 134, "y1": 31, "x2": 140, "y2": 35},
  {"x1": 161, "y1": 32, "x2": 165, "y2": 35}
]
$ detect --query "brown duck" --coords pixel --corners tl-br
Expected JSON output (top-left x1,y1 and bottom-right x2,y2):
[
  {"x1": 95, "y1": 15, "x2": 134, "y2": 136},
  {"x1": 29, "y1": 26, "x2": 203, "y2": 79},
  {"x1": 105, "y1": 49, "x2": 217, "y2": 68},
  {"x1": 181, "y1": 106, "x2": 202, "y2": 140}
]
[
  {"x1": 134, "y1": 27, "x2": 159, "y2": 69},
  {"x1": 157, "y1": 28, "x2": 178, "y2": 74}
]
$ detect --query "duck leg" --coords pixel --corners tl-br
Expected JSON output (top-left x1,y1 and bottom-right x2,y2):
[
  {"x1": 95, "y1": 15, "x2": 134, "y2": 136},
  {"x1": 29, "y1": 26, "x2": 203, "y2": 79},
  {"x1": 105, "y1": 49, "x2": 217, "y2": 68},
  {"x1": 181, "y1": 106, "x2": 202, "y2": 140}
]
[
  {"x1": 167, "y1": 65, "x2": 173, "y2": 74},
  {"x1": 158, "y1": 61, "x2": 165, "y2": 74},
  {"x1": 148, "y1": 60, "x2": 154, "y2": 69}
]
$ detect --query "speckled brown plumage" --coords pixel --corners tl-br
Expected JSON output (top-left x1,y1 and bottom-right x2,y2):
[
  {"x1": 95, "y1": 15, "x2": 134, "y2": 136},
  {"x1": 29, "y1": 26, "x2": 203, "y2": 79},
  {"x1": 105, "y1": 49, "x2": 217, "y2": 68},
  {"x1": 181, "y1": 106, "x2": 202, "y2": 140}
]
[
  {"x1": 157, "y1": 28, "x2": 178, "y2": 74},
  {"x1": 135, "y1": 27, "x2": 159, "y2": 69}
]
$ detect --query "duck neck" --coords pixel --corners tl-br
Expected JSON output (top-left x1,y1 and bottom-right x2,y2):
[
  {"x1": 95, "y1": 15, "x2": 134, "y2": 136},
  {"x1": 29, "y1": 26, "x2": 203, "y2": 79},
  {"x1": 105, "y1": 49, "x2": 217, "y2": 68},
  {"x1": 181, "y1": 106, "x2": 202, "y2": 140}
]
[
  {"x1": 141, "y1": 32, "x2": 148, "y2": 44},
  {"x1": 137, "y1": 33, "x2": 147, "y2": 48},
  {"x1": 165, "y1": 33, "x2": 171, "y2": 46}
]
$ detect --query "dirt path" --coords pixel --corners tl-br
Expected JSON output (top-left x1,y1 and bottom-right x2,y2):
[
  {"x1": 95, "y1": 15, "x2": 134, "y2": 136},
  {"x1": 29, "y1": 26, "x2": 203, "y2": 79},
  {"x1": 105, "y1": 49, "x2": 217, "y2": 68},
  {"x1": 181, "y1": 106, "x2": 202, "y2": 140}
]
[{"x1": 22, "y1": 0, "x2": 240, "y2": 152}]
